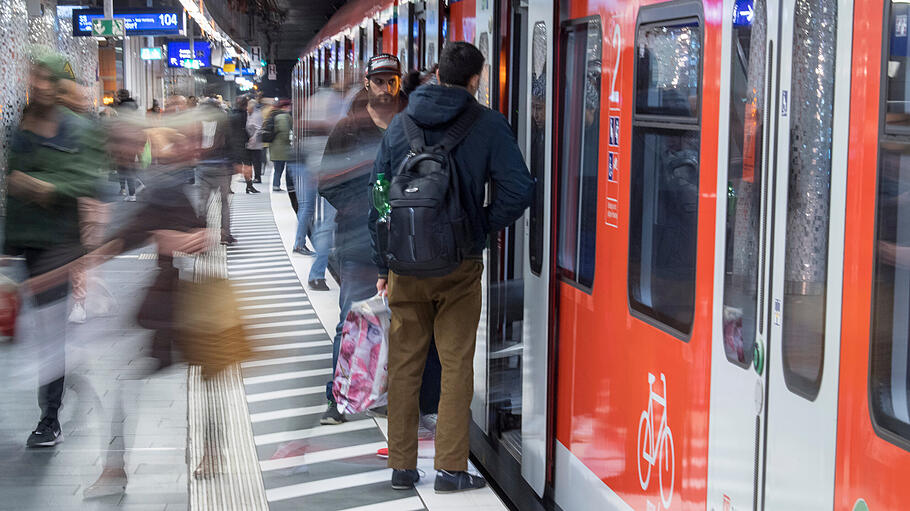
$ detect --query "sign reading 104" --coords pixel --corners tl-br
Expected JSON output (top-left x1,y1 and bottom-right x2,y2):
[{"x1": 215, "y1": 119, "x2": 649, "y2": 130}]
[{"x1": 158, "y1": 13, "x2": 178, "y2": 27}]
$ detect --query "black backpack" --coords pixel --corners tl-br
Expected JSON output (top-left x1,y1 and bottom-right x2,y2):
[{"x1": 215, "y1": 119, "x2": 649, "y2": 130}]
[
  {"x1": 383, "y1": 104, "x2": 483, "y2": 277},
  {"x1": 261, "y1": 111, "x2": 277, "y2": 143}
]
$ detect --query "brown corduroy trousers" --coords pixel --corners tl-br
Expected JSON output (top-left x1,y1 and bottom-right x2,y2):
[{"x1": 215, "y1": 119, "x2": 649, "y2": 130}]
[{"x1": 386, "y1": 260, "x2": 483, "y2": 471}]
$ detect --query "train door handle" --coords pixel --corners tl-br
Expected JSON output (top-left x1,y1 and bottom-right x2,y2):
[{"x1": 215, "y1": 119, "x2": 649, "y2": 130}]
[{"x1": 753, "y1": 338, "x2": 765, "y2": 376}]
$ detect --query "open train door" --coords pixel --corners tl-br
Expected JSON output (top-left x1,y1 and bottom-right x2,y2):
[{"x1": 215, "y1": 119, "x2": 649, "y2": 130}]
[{"x1": 707, "y1": 0, "x2": 853, "y2": 508}]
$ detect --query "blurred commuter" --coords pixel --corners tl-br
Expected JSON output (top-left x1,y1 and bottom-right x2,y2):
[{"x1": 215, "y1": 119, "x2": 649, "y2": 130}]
[
  {"x1": 232, "y1": 96, "x2": 260, "y2": 194},
  {"x1": 196, "y1": 95, "x2": 237, "y2": 245},
  {"x1": 113, "y1": 89, "x2": 143, "y2": 199},
  {"x1": 371, "y1": 42, "x2": 534, "y2": 492},
  {"x1": 246, "y1": 99, "x2": 266, "y2": 184},
  {"x1": 6, "y1": 52, "x2": 104, "y2": 448},
  {"x1": 114, "y1": 89, "x2": 138, "y2": 111},
  {"x1": 188, "y1": 95, "x2": 198, "y2": 109},
  {"x1": 269, "y1": 100, "x2": 296, "y2": 205},
  {"x1": 319, "y1": 53, "x2": 407, "y2": 425}
]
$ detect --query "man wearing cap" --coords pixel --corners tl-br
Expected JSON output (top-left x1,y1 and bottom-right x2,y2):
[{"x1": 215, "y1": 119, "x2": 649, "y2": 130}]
[
  {"x1": 6, "y1": 51, "x2": 104, "y2": 447},
  {"x1": 317, "y1": 53, "x2": 407, "y2": 425}
]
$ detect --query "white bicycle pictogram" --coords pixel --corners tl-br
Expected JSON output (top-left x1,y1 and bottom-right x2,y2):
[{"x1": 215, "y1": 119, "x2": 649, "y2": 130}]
[{"x1": 637, "y1": 372, "x2": 675, "y2": 509}]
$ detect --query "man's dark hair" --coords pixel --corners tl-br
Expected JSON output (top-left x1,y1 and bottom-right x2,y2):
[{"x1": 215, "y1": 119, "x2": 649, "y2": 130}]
[{"x1": 438, "y1": 42, "x2": 485, "y2": 87}]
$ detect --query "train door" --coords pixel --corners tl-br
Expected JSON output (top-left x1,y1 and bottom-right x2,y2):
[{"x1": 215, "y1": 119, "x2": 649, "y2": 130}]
[{"x1": 708, "y1": 0, "x2": 854, "y2": 508}]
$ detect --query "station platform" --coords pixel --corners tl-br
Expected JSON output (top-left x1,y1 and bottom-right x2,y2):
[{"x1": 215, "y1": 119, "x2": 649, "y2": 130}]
[{"x1": 0, "y1": 172, "x2": 509, "y2": 511}]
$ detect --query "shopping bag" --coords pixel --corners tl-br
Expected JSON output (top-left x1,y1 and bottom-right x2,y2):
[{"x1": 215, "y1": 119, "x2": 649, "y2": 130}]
[
  {"x1": 332, "y1": 294, "x2": 390, "y2": 414},
  {"x1": 175, "y1": 277, "x2": 253, "y2": 379}
]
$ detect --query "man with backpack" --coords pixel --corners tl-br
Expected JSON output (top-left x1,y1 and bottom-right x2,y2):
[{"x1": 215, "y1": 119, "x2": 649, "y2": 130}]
[
  {"x1": 319, "y1": 53, "x2": 408, "y2": 425},
  {"x1": 370, "y1": 42, "x2": 534, "y2": 492}
]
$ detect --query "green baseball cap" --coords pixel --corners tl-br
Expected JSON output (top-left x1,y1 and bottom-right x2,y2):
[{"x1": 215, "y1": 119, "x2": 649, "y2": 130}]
[{"x1": 32, "y1": 47, "x2": 76, "y2": 82}]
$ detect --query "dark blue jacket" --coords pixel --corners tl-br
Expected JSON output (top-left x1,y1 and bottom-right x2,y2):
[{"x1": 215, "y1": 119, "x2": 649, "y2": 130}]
[{"x1": 370, "y1": 84, "x2": 534, "y2": 275}]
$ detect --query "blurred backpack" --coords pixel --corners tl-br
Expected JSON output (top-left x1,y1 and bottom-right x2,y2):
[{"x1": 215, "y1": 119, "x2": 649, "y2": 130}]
[{"x1": 261, "y1": 111, "x2": 277, "y2": 143}]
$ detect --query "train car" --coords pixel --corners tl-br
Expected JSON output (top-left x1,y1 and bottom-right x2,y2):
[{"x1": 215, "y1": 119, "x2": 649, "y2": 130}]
[{"x1": 291, "y1": 0, "x2": 910, "y2": 509}]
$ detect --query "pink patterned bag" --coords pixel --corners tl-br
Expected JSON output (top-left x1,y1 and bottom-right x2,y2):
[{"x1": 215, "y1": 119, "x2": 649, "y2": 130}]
[{"x1": 332, "y1": 295, "x2": 390, "y2": 415}]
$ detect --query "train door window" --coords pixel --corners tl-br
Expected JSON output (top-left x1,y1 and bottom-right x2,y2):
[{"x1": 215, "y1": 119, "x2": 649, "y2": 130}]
[
  {"x1": 529, "y1": 21, "x2": 548, "y2": 277},
  {"x1": 780, "y1": 0, "x2": 838, "y2": 401},
  {"x1": 628, "y1": 8, "x2": 703, "y2": 336},
  {"x1": 722, "y1": 0, "x2": 767, "y2": 367},
  {"x1": 556, "y1": 18, "x2": 601, "y2": 290},
  {"x1": 871, "y1": 0, "x2": 910, "y2": 447}
]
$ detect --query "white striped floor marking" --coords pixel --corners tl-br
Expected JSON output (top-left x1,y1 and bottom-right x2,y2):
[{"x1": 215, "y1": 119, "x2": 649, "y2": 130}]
[
  {"x1": 265, "y1": 469, "x2": 389, "y2": 502},
  {"x1": 254, "y1": 419, "x2": 377, "y2": 447},
  {"x1": 230, "y1": 265, "x2": 294, "y2": 276},
  {"x1": 245, "y1": 385, "x2": 325, "y2": 403},
  {"x1": 250, "y1": 404, "x2": 327, "y2": 423},
  {"x1": 243, "y1": 367, "x2": 333, "y2": 385},
  {"x1": 251, "y1": 340, "x2": 331, "y2": 353},
  {"x1": 259, "y1": 441, "x2": 387, "y2": 472},
  {"x1": 233, "y1": 272, "x2": 298, "y2": 281},
  {"x1": 228, "y1": 252, "x2": 287, "y2": 259},
  {"x1": 238, "y1": 300, "x2": 311, "y2": 310},
  {"x1": 336, "y1": 497, "x2": 426, "y2": 511},
  {"x1": 237, "y1": 292, "x2": 308, "y2": 302},
  {"x1": 231, "y1": 279, "x2": 301, "y2": 287},
  {"x1": 241, "y1": 309, "x2": 316, "y2": 320},
  {"x1": 241, "y1": 352, "x2": 331, "y2": 368},
  {"x1": 235, "y1": 286, "x2": 301, "y2": 295},
  {"x1": 244, "y1": 318, "x2": 321, "y2": 330},
  {"x1": 228, "y1": 260, "x2": 289, "y2": 269},
  {"x1": 249, "y1": 329, "x2": 329, "y2": 341}
]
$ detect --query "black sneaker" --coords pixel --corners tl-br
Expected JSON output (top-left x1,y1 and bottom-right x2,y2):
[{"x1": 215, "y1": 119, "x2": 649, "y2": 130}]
[
  {"x1": 434, "y1": 470, "x2": 486, "y2": 494},
  {"x1": 221, "y1": 234, "x2": 237, "y2": 246},
  {"x1": 319, "y1": 401, "x2": 345, "y2": 425},
  {"x1": 308, "y1": 279, "x2": 330, "y2": 291},
  {"x1": 27, "y1": 418, "x2": 63, "y2": 448},
  {"x1": 293, "y1": 246, "x2": 315, "y2": 256},
  {"x1": 391, "y1": 469, "x2": 420, "y2": 490}
]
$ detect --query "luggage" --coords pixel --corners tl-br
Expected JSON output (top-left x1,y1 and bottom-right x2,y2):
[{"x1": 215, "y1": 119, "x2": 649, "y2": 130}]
[{"x1": 332, "y1": 294, "x2": 390, "y2": 414}]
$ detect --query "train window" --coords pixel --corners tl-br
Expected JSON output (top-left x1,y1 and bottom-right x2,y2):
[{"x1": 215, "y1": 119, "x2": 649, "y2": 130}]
[
  {"x1": 886, "y1": 1, "x2": 910, "y2": 132},
  {"x1": 722, "y1": 0, "x2": 767, "y2": 367},
  {"x1": 635, "y1": 21, "x2": 701, "y2": 119},
  {"x1": 628, "y1": 12, "x2": 702, "y2": 336},
  {"x1": 871, "y1": 0, "x2": 910, "y2": 447},
  {"x1": 529, "y1": 21, "x2": 547, "y2": 277},
  {"x1": 781, "y1": 0, "x2": 838, "y2": 401},
  {"x1": 556, "y1": 18, "x2": 601, "y2": 289}
]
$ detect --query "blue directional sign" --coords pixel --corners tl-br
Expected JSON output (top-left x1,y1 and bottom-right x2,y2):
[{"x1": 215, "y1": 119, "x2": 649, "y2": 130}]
[
  {"x1": 72, "y1": 8, "x2": 183, "y2": 36},
  {"x1": 733, "y1": 0, "x2": 754, "y2": 27},
  {"x1": 167, "y1": 41, "x2": 212, "y2": 69}
]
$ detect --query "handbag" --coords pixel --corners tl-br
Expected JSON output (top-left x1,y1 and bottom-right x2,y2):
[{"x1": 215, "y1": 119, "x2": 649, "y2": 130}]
[
  {"x1": 332, "y1": 294, "x2": 390, "y2": 414},
  {"x1": 175, "y1": 276, "x2": 253, "y2": 379}
]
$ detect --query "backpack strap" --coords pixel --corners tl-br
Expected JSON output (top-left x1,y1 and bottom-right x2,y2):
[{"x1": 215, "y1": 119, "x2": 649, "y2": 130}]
[
  {"x1": 400, "y1": 114, "x2": 427, "y2": 153},
  {"x1": 433, "y1": 102, "x2": 483, "y2": 154}
]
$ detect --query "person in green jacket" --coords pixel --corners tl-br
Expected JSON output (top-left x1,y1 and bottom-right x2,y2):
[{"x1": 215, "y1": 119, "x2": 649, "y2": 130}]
[
  {"x1": 5, "y1": 50, "x2": 103, "y2": 448},
  {"x1": 269, "y1": 100, "x2": 296, "y2": 210}
]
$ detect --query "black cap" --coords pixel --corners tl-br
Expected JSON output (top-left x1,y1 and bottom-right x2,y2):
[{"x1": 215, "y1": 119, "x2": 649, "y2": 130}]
[{"x1": 365, "y1": 53, "x2": 401, "y2": 77}]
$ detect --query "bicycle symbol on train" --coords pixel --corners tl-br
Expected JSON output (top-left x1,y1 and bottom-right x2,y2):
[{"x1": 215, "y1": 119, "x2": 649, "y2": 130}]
[{"x1": 637, "y1": 372, "x2": 676, "y2": 509}]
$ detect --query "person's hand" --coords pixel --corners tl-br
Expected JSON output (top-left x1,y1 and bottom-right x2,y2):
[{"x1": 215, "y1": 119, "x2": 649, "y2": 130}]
[
  {"x1": 8, "y1": 171, "x2": 56, "y2": 207},
  {"x1": 152, "y1": 229, "x2": 210, "y2": 256},
  {"x1": 376, "y1": 278, "x2": 388, "y2": 297}
]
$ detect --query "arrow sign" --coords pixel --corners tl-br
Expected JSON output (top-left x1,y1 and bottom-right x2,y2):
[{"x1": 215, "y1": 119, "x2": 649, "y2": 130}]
[{"x1": 91, "y1": 18, "x2": 125, "y2": 37}]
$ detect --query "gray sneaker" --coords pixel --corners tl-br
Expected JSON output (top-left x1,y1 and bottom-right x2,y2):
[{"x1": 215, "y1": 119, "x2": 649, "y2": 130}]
[
  {"x1": 391, "y1": 469, "x2": 420, "y2": 490},
  {"x1": 320, "y1": 401, "x2": 346, "y2": 425}
]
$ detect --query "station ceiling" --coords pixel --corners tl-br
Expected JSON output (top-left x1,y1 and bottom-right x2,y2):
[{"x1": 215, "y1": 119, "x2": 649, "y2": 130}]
[{"x1": 272, "y1": 0, "x2": 347, "y2": 60}]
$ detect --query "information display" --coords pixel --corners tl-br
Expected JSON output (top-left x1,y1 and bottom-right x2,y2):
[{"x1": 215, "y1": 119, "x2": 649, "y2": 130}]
[
  {"x1": 167, "y1": 41, "x2": 211, "y2": 69},
  {"x1": 72, "y1": 9, "x2": 183, "y2": 36}
]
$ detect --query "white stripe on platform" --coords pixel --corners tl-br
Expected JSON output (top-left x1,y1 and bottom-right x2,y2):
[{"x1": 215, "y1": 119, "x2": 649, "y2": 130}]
[
  {"x1": 244, "y1": 318, "x2": 321, "y2": 330},
  {"x1": 248, "y1": 329, "x2": 326, "y2": 340},
  {"x1": 230, "y1": 265, "x2": 293, "y2": 276},
  {"x1": 255, "y1": 419, "x2": 377, "y2": 447},
  {"x1": 259, "y1": 441, "x2": 387, "y2": 472},
  {"x1": 235, "y1": 286, "x2": 301, "y2": 294},
  {"x1": 243, "y1": 367, "x2": 333, "y2": 385},
  {"x1": 233, "y1": 272, "x2": 297, "y2": 281},
  {"x1": 336, "y1": 496, "x2": 426, "y2": 511},
  {"x1": 231, "y1": 279, "x2": 301, "y2": 287},
  {"x1": 228, "y1": 260, "x2": 289, "y2": 269},
  {"x1": 252, "y1": 340, "x2": 331, "y2": 352},
  {"x1": 241, "y1": 352, "x2": 331, "y2": 368},
  {"x1": 250, "y1": 404, "x2": 327, "y2": 423},
  {"x1": 241, "y1": 309, "x2": 315, "y2": 320},
  {"x1": 265, "y1": 469, "x2": 389, "y2": 502},
  {"x1": 238, "y1": 300, "x2": 310, "y2": 310},
  {"x1": 228, "y1": 252, "x2": 287, "y2": 259},
  {"x1": 237, "y1": 293, "x2": 307, "y2": 302},
  {"x1": 246, "y1": 385, "x2": 325, "y2": 403}
]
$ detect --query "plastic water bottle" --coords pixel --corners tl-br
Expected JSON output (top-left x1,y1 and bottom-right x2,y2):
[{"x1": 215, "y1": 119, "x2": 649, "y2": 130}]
[{"x1": 372, "y1": 173, "x2": 391, "y2": 220}]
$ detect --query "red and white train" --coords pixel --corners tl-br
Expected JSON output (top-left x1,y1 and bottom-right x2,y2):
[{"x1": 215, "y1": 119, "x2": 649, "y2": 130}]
[{"x1": 291, "y1": 0, "x2": 909, "y2": 509}]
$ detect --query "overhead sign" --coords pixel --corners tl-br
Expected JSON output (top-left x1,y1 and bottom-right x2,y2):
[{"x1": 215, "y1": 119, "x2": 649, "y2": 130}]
[
  {"x1": 91, "y1": 19, "x2": 125, "y2": 38},
  {"x1": 250, "y1": 46, "x2": 262, "y2": 68},
  {"x1": 167, "y1": 41, "x2": 211, "y2": 69},
  {"x1": 268, "y1": 63, "x2": 277, "y2": 80},
  {"x1": 140, "y1": 47, "x2": 163, "y2": 60},
  {"x1": 733, "y1": 0, "x2": 754, "y2": 27},
  {"x1": 73, "y1": 8, "x2": 183, "y2": 36}
]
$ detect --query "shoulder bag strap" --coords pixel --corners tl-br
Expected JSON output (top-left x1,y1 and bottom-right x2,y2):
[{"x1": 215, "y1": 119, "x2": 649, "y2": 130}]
[{"x1": 400, "y1": 114, "x2": 427, "y2": 153}]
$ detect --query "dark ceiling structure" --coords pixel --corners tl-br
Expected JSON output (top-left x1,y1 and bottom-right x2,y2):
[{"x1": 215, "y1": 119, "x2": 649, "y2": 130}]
[{"x1": 270, "y1": 0, "x2": 347, "y2": 60}]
